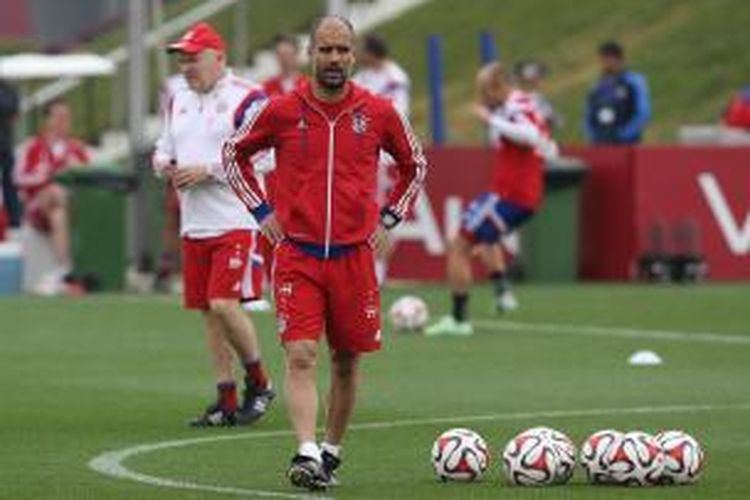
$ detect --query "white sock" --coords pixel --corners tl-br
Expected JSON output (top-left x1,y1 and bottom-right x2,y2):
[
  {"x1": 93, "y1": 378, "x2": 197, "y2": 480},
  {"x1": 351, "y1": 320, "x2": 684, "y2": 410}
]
[
  {"x1": 298, "y1": 441, "x2": 321, "y2": 462},
  {"x1": 321, "y1": 441, "x2": 341, "y2": 458}
]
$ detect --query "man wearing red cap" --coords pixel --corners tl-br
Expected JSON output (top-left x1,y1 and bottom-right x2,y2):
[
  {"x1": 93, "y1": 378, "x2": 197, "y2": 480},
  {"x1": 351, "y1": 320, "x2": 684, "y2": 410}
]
[
  {"x1": 224, "y1": 16, "x2": 427, "y2": 490},
  {"x1": 153, "y1": 22, "x2": 274, "y2": 427}
]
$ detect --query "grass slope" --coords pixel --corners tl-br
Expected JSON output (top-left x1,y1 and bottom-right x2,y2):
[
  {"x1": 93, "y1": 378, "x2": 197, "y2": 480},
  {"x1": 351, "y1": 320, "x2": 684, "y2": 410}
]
[
  {"x1": 1, "y1": 284, "x2": 749, "y2": 498},
  {"x1": 371, "y1": 0, "x2": 750, "y2": 144}
]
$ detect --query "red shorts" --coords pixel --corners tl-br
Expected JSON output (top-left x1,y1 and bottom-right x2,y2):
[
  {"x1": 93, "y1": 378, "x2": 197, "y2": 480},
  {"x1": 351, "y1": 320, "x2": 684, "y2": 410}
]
[
  {"x1": 27, "y1": 206, "x2": 52, "y2": 233},
  {"x1": 241, "y1": 231, "x2": 264, "y2": 301},
  {"x1": 273, "y1": 242, "x2": 381, "y2": 353},
  {"x1": 182, "y1": 230, "x2": 263, "y2": 310},
  {"x1": 258, "y1": 233, "x2": 274, "y2": 283},
  {"x1": 22, "y1": 183, "x2": 59, "y2": 233}
]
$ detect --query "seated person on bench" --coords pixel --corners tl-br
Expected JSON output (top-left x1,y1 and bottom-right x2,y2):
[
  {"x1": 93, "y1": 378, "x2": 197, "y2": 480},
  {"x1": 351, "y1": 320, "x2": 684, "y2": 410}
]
[{"x1": 14, "y1": 98, "x2": 90, "y2": 295}]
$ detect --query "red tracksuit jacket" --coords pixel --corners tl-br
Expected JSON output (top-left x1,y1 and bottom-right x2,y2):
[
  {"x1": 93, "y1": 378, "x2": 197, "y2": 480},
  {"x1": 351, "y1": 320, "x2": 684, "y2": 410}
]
[{"x1": 223, "y1": 79, "x2": 427, "y2": 254}]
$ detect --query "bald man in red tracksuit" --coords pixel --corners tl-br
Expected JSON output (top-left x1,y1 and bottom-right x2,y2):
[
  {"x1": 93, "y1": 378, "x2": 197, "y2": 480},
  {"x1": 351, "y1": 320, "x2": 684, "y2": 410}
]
[{"x1": 224, "y1": 68, "x2": 426, "y2": 487}]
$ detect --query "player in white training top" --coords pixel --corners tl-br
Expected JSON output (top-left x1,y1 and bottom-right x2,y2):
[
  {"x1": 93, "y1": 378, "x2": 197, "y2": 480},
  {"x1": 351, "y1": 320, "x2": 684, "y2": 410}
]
[{"x1": 153, "y1": 22, "x2": 274, "y2": 427}]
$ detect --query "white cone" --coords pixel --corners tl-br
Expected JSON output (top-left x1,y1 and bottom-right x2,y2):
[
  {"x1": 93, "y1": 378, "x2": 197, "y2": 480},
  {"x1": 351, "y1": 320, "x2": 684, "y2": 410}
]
[{"x1": 628, "y1": 350, "x2": 664, "y2": 366}]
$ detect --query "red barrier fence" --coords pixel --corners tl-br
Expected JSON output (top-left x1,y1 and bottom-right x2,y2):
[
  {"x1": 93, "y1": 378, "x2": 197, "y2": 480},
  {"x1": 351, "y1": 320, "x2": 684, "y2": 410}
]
[
  {"x1": 388, "y1": 146, "x2": 750, "y2": 282},
  {"x1": 567, "y1": 146, "x2": 750, "y2": 280},
  {"x1": 634, "y1": 147, "x2": 750, "y2": 280}
]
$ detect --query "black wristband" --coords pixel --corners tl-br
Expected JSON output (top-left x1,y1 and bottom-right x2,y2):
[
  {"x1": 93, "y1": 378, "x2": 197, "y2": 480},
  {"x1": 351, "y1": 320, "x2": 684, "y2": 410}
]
[{"x1": 380, "y1": 208, "x2": 401, "y2": 230}]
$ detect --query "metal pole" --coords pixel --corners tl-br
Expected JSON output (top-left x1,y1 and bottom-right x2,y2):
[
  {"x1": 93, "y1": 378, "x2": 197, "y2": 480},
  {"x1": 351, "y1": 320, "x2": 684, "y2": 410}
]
[
  {"x1": 127, "y1": 0, "x2": 150, "y2": 272},
  {"x1": 479, "y1": 30, "x2": 498, "y2": 64},
  {"x1": 479, "y1": 31, "x2": 498, "y2": 146},
  {"x1": 427, "y1": 34, "x2": 446, "y2": 145},
  {"x1": 233, "y1": 0, "x2": 249, "y2": 68},
  {"x1": 151, "y1": 0, "x2": 169, "y2": 84}
]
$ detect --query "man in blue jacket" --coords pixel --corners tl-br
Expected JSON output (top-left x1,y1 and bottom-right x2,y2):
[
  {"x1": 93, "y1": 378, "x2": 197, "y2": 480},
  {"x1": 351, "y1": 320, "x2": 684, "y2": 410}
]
[
  {"x1": 0, "y1": 79, "x2": 20, "y2": 227},
  {"x1": 585, "y1": 41, "x2": 651, "y2": 144}
]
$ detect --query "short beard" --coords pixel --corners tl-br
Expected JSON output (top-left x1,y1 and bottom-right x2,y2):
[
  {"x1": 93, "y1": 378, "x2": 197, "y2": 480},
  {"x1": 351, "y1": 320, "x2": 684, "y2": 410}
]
[{"x1": 315, "y1": 68, "x2": 347, "y2": 93}]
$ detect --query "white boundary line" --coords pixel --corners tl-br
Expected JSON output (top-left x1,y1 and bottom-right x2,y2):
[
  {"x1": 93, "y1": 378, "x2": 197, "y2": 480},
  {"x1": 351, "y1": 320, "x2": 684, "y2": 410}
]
[
  {"x1": 474, "y1": 319, "x2": 750, "y2": 345},
  {"x1": 88, "y1": 403, "x2": 750, "y2": 498},
  {"x1": 75, "y1": 297, "x2": 750, "y2": 346}
]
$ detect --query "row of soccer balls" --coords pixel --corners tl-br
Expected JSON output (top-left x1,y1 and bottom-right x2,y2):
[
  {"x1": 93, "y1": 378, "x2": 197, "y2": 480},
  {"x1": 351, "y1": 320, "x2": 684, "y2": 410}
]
[{"x1": 431, "y1": 427, "x2": 705, "y2": 486}]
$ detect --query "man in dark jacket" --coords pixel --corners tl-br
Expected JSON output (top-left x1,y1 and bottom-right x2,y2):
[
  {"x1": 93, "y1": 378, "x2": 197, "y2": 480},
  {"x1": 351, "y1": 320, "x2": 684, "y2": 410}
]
[
  {"x1": 585, "y1": 41, "x2": 651, "y2": 144},
  {"x1": 0, "y1": 79, "x2": 20, "y2": 226}
]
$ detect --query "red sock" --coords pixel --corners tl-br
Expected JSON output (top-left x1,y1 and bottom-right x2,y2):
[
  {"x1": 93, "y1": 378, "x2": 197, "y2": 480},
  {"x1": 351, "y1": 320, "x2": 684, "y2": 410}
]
[
  {"x1": 217, "y1": 382, "x2": 237, "y2": 412},
  {"x1": 244, "y1": 360, "x2": 269, "y2": 391}
]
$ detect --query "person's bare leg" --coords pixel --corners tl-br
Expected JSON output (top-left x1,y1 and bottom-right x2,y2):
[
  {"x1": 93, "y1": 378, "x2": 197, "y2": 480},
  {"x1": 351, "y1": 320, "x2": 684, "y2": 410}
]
[
  {"x1": 446, "y1": 234, "x2": 474, "y2": 294},
  {"x1": 423, "y1": 233, "x2": 476, "y2": 331},
  {"x1": 478, "y1": 243, "x2": 516, "y2": 311},
  {"x1": 323, "y1": 350, "x2": 359, "y2": 447},
  {"x1": 208, "y1": 298, "x2": 261, "y2": 362},
  {"x1": 189, "y1": 311, "x2": 237, "y2": 425},
  {"x1": 284, "y1": 340, "x2": 319, "y2": 450},
  {"x1": 208, "y1": 299, "x2": 272, "y2": 424},
  {"x1": 477, "y1": 243, "x2": 505, "y2": 275},
  {"x1": 40, "y1": 186, "x2": 71, "y2": 269},
  {"x1": 202, "y1": 310, "x2": 234, "y2": 383}
]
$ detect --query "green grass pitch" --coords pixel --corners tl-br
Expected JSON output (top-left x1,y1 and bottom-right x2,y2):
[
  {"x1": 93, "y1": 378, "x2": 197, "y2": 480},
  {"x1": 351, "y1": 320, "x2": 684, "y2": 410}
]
[{"x1": 1, "y1": 284, "x2": 749, "y2": 499}]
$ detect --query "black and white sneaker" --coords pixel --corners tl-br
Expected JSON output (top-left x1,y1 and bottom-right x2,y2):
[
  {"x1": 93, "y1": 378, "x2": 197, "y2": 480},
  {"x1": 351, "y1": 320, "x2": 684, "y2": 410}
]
[
  {"x1": 189, "y1": 403, "x2": 236, "y2": 427},
  {"x1": 321, "y1": 450, "x2": 341, "y2": 486},
  {"x1": 287, "y1": 455, "x2": 328, "y2": 491},
  {"x1": 237, "y1": 379, "x2": 275, "y2": 425}
]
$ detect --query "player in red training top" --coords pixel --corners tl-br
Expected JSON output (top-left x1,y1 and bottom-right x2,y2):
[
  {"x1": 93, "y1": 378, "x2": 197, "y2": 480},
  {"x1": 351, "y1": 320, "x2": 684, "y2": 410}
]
[
  {"x1": 426, "y1": 62, "x2": 557, "y2": 336},
  {"x1": 223, "y1": 16, "x2": 426, "y2": 491}
]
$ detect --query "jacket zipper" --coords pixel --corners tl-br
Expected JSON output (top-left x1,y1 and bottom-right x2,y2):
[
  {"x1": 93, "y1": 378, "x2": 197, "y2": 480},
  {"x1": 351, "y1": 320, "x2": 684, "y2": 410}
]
[
  {"x1": 300, "y1": 94, "x2": 363, "y2": 259},
  {"x1": 324, "y1": 120, "x2": 336, "y2": 259}
]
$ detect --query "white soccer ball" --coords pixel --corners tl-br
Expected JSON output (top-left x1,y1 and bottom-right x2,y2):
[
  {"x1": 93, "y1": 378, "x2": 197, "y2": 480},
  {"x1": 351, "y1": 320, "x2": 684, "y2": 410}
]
[
  {"x1": 580, "y1": 429, "x2": 623, "y2": 484},
  {"x1": 502, "y1": 428, "x2": 563, "y2": 486},
  {"x1": 389, "y1": 295, "x2": 429, "y2": 332},
  {"x1": 431, "y1": 428, "x2": 489, "y2": 482},
  {"x1": 521, "y1": 427, "x2": 577, "y2": 484},
  {"x1": 605, "y1": 431, "x2": 665, "y2": 486},
  {"x1": 655, "y1": 430, "x2": 705, "y2": 484}
]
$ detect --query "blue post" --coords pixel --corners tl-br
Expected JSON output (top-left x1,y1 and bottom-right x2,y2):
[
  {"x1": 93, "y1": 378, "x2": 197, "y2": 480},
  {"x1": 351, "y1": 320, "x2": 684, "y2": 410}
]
[
  {"x1": 427, "y1": 35, "x2": 446, "y2": 145},
  {"x1": 479, "y1": 30, "x2": 498, "y2": 64}
]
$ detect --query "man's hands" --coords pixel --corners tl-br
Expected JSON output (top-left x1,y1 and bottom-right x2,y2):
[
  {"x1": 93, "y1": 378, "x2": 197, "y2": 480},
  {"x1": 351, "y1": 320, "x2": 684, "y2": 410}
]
[
  {"x1": 260, "y1": 212, "x2": 285, "y2": 245},
  {"x1": 368, "y1": 224, "x2": 391, "y2": 257},
  {"x1": 168, "y1": 165, "x2": 211, "y2": 191},
  {"x1": 259, "y1": 214, "x2": 392, "y2": 253}
]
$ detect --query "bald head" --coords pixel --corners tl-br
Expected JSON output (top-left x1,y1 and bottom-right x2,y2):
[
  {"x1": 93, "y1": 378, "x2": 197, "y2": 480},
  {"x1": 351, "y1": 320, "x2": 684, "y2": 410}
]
[
  {"x1": 310, "y1": 15, "x2": 355, "y2": 44},
  {"x1": 308, "y1": 15, "x2": 356, "y2": 99},
  {"x1": 476, "y1": 61, "x2": 512, "y2": 107}
]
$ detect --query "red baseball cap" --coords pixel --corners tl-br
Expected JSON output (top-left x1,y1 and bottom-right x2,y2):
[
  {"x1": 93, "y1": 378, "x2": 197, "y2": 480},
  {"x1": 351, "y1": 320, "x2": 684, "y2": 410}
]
[{"x1": 167, "y1": 22, "x2": 226, "y2": 54}]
